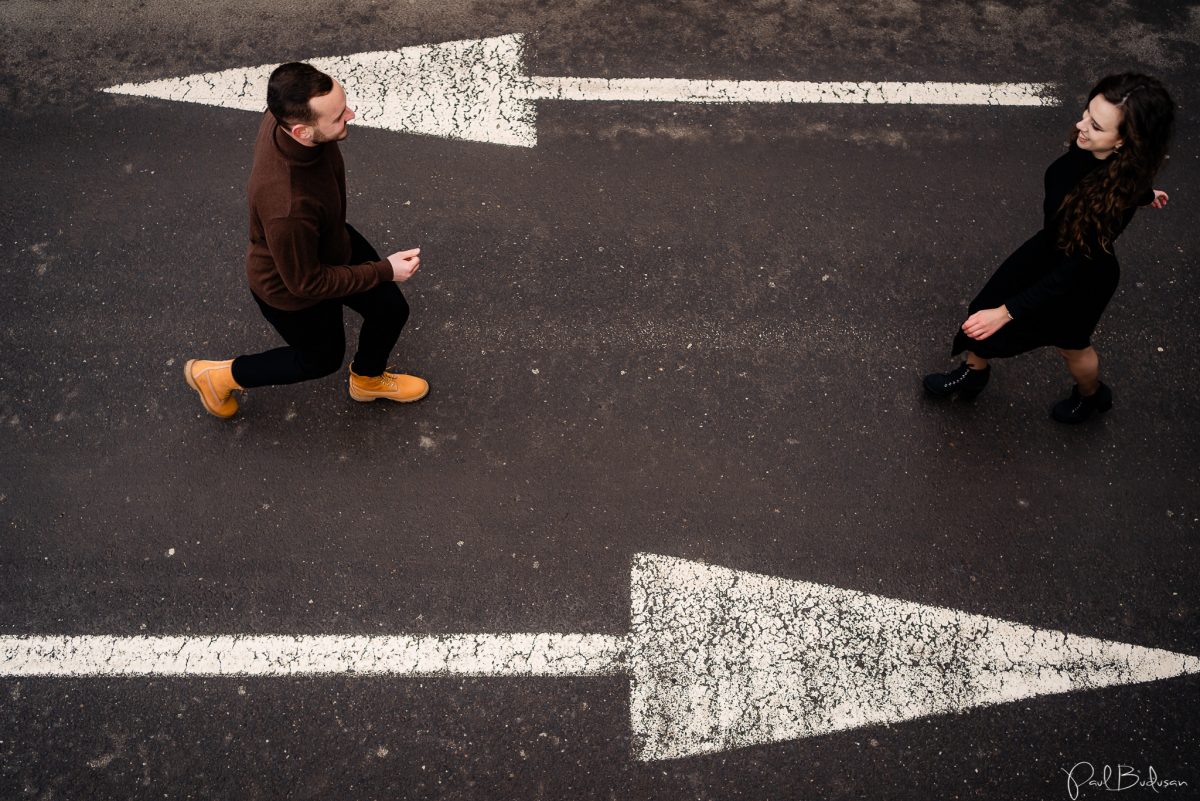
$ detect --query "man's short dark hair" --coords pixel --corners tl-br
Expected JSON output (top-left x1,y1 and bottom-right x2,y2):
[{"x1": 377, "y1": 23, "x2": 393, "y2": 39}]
[{"x1": 267, "y1": 63, "x2": 333, "y2": 128}]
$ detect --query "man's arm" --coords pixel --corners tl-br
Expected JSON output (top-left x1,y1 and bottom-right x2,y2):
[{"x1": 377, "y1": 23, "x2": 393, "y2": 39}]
[{"x1": 264, "y1": 215, "x2": 393, "y2": 300}]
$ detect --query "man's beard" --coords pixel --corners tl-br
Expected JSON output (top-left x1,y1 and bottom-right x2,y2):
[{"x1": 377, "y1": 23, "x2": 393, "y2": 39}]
[{"x1": 312, "y1": 127, "x2": 350, "y2": 144}]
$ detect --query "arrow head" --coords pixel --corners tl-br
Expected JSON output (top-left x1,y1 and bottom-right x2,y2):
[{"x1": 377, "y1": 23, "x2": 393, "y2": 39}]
[
  {"x1": 104, "y1": 34, "x2": 538, "y2": 146},
  {"x1": 627, "y1": 553, "x2": 1200, "y2": 760}
]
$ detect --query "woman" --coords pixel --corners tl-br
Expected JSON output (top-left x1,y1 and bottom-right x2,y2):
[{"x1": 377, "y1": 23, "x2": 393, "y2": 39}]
[{"x1": 923, "y1": 73, "x2": 1175, "y2": 423}]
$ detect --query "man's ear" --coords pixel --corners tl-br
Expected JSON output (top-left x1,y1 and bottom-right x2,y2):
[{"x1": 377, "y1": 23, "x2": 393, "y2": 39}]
[{"x1": 289, "y1": 123, "x2": 313, "y2": 143}]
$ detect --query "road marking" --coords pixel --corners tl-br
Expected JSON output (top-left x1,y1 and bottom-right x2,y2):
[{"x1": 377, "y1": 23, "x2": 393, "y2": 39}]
[
  {"x1": 528, "y1": 77, "x2": 1053, "y2": 105},
  {"x1": 625, "y1": 555, "x2": 1198, "y2": 759},
  {"x1": 102, "y1": 34, "x2": 1057, "y2": 147},
  {"x1": 4, "y1": 553, "x2": 1194, "y2": 760},
  {"x1": 0, "y1": 634, "x2": 626, "y2": 677}
]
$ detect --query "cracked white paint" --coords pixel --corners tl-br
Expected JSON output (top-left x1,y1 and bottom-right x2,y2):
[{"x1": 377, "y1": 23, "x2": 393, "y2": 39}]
[
  {"x1": 0, "y1": 633, "x2": 625, "y2": 677},
  {"x1": 528, "y1": 77, "x2": 1055, "y2": 106},
  {"x1": 105, "y1": 36, "x2": 537, "y2": 147},
  {"x1": 102, "y1": 34, "x2": 1057, "y2": 148},
  {"x1": 627, "y1": 554, "x2": 1200, "y2": 759},
  {"x1": 2, "y1": 553, "x2": 1195, "y2": 761}
]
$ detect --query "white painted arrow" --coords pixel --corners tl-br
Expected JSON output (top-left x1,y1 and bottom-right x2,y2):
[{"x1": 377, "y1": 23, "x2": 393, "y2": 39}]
[
  {"x1": 102, "y1": 34, "x2": 1057, "y2": 147},
  {"x1": 3, "y1": 553, "x2": 1195, "y2": 760}
]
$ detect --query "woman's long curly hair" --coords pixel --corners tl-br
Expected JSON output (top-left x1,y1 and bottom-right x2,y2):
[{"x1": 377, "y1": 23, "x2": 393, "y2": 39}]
[{"x1": 1058, "y1": 73, "x2": 1175, "y2": 257}]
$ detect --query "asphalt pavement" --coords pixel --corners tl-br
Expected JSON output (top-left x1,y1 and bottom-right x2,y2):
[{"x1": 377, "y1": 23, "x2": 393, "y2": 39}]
[{"x1": 1, "y1": 2, "x2": 1198, "y2": 799}]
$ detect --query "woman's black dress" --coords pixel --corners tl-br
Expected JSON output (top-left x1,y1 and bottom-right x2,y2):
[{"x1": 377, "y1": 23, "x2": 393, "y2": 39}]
[{"x1": 951, "y1": 144, "x2": 1153, "y2": 358}]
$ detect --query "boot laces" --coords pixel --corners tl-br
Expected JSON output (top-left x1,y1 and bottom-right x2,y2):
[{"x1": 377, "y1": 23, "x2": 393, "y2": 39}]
[
  {"x1": 355, "y1": 372, "x2": 396, "y2": 391},
  {"x1": 1065, "y1": 388, "x2": 1091, "y2": 418},
  {"x1": 945, "y1": 366, "x2": 971, "y2": 387}
]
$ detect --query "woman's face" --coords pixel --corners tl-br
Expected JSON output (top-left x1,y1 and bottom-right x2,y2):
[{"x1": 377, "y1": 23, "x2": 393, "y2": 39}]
[{"x1": 1075, "y1": 94, "x2": 1124, "y2": 158}]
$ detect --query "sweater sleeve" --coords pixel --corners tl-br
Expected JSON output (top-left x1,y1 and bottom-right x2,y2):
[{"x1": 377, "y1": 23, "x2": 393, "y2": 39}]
[
  {"x1": 1005, "y1": 255, "x2": 1087, "y2": 320},
  {"x1": 263, "y1": 215, "x2": 393, "y2": 300}
]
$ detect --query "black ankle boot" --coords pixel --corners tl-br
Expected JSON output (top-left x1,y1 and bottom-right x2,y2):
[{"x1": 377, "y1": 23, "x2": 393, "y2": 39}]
[
  {"x1": 1051, "y1": 382, "x2": 1113, "y2": 424},
  {"x1": 923, "y1": 362, "x2": 990, "y2": 399}
]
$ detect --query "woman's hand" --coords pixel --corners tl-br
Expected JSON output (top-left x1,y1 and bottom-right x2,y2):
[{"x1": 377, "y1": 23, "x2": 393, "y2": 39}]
[
  {"x1": 1149, "y1": 189, "x2": 1169, "y2": 209},
  {"x1": 961, "y1": 306, "x2": 1012, "y2": 341}
]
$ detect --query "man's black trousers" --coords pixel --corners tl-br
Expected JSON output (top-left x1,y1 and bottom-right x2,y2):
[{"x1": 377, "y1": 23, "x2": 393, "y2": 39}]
[{"x1": 230, "y1": 225, "x2": 409, "y2": 388}]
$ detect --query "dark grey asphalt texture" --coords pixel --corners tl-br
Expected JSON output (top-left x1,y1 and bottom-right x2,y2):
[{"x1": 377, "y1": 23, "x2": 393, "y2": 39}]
[{"x1": 2, "y1": 2, "x2": 1198, "y2": 799}]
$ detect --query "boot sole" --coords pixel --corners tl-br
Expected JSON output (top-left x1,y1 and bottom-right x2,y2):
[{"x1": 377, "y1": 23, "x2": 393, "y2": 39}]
[
  {"x1": 184, "y1": 359, "x2": 238, "y2": 419},
  {"x1": 349, "y1": 385, "x2": 430, "y2": 403}
]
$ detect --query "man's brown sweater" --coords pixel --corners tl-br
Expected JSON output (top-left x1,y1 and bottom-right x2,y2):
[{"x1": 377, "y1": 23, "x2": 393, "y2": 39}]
[{"x1": 245, "y1": 112, "x2": 392, "y2": 310}]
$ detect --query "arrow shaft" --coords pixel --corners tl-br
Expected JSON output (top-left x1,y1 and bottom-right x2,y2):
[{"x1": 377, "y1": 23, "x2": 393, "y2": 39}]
[
  {"x1": 527, "y1": 76, "x2": 1054, "y2": 106},
  {"x1": 0, "y1": 634, "x2": 628, "y2": 677}
]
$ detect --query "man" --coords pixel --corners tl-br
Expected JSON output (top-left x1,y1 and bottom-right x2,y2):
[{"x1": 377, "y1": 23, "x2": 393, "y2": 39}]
[{"x1": 185, "y1": 62, "x2": 426, "y2": 418}]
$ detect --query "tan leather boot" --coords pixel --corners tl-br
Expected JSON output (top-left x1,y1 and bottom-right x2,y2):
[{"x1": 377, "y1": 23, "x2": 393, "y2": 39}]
[
  {"x1": 184, "y1": 359, "x2": 241, "y2": 418},
  {"x1": 349, "y1": 369, "x2": 429, "y2": 403}
]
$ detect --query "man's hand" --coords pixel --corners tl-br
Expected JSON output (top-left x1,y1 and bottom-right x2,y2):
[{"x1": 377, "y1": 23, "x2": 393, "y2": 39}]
[
  {"x1": 1149, "y1": 189, "x2": 1169, "y2": 209},
  {"x1": 388, "y1": 248, "x2": 421, "y2": 282},
  {"x1": 961, "y1": 306, "x2": 1011, "y2": 341}
]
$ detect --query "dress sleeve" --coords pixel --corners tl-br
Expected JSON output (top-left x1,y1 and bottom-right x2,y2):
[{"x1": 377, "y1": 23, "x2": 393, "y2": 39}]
[
  {"x1": 263, "y1": 214, "x2": 393, "y2": 300},
  {"x1": 1005, "y1": 255, "x2": 1088, "y2": 320}
]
